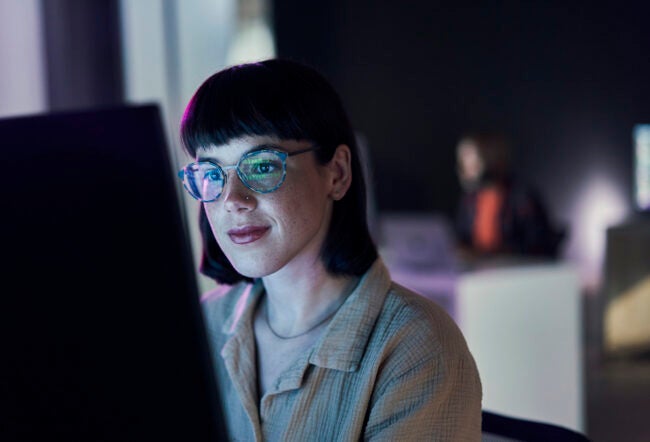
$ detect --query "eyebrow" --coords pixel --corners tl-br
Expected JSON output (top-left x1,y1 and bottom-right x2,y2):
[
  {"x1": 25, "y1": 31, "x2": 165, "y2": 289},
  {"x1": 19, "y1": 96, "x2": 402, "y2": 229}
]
[{"x1": 195, "y1": 143, "x2": 284, "y2": 163}]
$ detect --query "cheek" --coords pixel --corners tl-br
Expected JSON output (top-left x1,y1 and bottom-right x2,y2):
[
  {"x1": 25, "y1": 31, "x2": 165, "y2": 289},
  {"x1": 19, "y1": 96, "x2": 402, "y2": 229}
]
[
  {"x1": 202, "y1": 205, "x2": 224, "y2": 242},
  {"x1": 281, "y1": 180, "x2": 329, "y2": 220},
  {"x1": 291, "y1": 197, "x2": 331, "y2": 241}
]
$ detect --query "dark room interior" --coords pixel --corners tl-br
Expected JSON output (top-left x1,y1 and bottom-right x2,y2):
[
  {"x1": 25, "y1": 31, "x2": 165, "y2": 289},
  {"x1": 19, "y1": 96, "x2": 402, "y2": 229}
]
[{"x1": 2, "y1": 1, "x2": 649, "y2": 440}]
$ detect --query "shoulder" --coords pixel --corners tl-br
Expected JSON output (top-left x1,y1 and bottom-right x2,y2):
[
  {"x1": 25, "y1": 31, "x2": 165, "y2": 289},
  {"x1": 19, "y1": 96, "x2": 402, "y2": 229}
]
[
  {"x1": 506, "y1": 177, "x2": 542, "y2": 203},
  {"x1": 200, "y1": 281, "x2": 252, "y2": 331},
  {"x1": 374, "y1": 282, "x2": 476, "y2": 368},
  {"x1": 364, "y1": 282, "x2": 483, "y2": 440}
]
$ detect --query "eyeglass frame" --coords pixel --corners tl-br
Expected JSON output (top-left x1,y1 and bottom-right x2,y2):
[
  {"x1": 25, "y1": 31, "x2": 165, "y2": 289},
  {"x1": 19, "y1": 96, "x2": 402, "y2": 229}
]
[{"x1": 177, "y1": 144, "x2": 320, "y2": 202}]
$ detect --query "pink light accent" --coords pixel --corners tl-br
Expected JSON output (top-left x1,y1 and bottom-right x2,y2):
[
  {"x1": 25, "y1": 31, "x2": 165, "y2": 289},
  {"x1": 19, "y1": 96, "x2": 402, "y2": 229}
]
[
  {"x1": 180, "y1": 100, "x2": 194, "y2": 126},
  {"x1": 200, "y1": 283, "x2": 231, "y2": 303},
  {"x1": 229, "y1": 284, "x2": 253, "y2": 334}
]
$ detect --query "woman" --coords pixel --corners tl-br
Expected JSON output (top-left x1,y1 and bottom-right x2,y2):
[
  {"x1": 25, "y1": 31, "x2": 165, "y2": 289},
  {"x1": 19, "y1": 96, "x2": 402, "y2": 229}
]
[
  {"x1": 178, "y1": 59, "x2": 482, "y2": 441},
  {"x1": 455, "y1": 131, "x2": 564, "y2": 259}
]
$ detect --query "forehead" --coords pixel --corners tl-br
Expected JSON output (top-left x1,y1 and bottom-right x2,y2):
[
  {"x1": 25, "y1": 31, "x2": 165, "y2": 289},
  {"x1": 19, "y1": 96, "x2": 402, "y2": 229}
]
[
  {"x1": 457, "y1": 141, "x2": 480, "y2": 157},
  {"x1": 458, "y1": 138, "x2": 478, "y2": 150}
]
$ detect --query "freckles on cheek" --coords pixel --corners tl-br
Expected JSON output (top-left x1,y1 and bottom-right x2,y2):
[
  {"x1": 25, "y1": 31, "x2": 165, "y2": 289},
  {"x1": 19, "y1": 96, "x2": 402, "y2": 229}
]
[
  {"x1": 286, "y1": 194, "x2": 315, "y2": 226},
  {"x1": 205, "y1": 213, "x2": 226, "y2": 248}
]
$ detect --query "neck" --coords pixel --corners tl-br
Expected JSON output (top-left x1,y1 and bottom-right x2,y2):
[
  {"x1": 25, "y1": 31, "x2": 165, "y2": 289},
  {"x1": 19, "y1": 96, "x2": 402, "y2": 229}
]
[{"x1": 262, "y1": 266, "x2": 359, "y2": 338}]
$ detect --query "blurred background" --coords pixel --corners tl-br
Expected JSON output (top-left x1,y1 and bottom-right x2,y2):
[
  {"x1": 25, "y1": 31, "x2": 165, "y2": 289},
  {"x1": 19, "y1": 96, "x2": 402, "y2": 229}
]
[{"x1": 2, "y1": 0, "x2": 649, "y2": 440}]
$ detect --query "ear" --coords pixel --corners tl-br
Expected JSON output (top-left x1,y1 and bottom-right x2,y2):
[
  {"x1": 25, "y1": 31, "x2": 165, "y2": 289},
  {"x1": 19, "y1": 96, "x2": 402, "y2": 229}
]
[{"x1": 327, "y1": 144, "x2": 352, "y2": 201}]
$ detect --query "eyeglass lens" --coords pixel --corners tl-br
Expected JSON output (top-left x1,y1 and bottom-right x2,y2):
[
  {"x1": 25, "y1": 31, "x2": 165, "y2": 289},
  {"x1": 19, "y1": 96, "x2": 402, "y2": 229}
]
[{"x1": 182, "y1": 150, "x2": 287, "y2": 201}]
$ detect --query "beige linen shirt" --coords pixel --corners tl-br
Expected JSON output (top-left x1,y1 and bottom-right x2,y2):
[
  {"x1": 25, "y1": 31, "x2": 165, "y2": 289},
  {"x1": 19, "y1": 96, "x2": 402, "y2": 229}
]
[{"x1": 201, "y1": 259, "x2": 482, "y2": 441}]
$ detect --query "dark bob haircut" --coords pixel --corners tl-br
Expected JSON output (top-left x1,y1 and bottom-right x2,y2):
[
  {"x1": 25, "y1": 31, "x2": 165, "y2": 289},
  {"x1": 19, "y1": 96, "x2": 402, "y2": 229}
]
[{"x1": 179, "y1": 58, "x2": 377, "y2": 285}]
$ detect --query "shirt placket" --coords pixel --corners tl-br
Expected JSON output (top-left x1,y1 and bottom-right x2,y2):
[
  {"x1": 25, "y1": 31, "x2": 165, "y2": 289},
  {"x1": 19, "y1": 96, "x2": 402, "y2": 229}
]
[{"x1": 259, "y1": 352, "x2": 313, "y2": 438}]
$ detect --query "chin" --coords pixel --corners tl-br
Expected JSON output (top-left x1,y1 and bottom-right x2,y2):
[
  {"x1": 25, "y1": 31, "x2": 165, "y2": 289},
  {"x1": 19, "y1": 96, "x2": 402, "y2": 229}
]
[{"x1": 228, "y1": 256, "x2": 282, "y2": 280}]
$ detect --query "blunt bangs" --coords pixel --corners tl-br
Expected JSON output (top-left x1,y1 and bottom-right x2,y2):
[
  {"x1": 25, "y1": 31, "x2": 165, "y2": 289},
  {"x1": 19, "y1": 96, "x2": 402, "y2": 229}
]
[{"x1": 180, "y1": 60, "x2": 351, "y2": 159}]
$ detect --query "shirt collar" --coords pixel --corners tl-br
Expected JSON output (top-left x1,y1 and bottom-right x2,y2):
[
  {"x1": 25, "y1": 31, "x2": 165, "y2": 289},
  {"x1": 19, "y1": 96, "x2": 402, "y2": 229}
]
[
  {"x1": 220, "y1": 258, "x2": 391, "y2": 373},
  {"x1": 309, "y1": 258, "x2": 391, "y2": 372},
  {"x1": 220, "y1": 280, "x2": 263, "y2": 336}
]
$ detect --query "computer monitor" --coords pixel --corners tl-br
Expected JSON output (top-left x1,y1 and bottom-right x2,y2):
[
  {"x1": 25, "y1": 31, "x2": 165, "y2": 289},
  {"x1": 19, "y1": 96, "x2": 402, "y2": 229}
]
[
  {"x1": 0, "y1": 104, "x2": 227, "y2": 440},
  {"x1": 633, "y1": 124, "x2": 650, "y2": 213}
]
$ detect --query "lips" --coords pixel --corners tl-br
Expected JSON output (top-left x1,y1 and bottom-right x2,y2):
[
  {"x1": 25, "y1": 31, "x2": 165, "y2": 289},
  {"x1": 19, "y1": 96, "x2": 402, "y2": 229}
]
[{"x1": 227, "y1": 225, "x2": 270, "y2": 245}]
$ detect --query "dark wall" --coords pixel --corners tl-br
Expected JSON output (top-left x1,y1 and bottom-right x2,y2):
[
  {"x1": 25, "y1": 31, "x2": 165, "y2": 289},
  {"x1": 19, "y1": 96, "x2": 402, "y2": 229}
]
[{"x1": 273, "y1": 1, "x2": 650, "y2": 223}]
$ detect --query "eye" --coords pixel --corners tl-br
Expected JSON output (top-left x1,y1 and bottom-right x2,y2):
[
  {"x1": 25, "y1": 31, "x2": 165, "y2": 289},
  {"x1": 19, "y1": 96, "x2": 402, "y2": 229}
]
[
  {"x1": 252, "y1": 160, "x2": 277, "y2": 175},
  {"x1": 243, "y1": 156, "x2": 283, "y2": 177},
  {"x1": 205, "y1": 168, "x2": 223, "y2": 182}
]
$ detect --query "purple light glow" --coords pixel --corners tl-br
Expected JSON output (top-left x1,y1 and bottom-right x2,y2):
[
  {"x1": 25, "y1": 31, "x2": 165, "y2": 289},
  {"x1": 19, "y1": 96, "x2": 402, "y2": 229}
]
[{"x1": 563, "y1": 172, "x2": 628, "y2": 292}]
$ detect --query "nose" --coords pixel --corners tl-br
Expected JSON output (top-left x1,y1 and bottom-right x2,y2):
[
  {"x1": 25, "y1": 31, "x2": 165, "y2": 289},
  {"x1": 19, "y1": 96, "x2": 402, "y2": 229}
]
[{"x1": 222, "y1": 169, "x2": 256, "y2": 212}]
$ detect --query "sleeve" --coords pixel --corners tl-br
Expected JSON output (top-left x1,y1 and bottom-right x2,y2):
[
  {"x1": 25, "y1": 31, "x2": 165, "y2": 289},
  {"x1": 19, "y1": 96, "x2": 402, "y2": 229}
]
[{"x1": 364, "y1": 341, "x2": 483, "y2": 441}]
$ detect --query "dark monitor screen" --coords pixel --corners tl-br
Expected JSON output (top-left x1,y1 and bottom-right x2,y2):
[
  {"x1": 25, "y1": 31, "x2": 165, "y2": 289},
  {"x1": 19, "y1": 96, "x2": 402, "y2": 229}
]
[{"x1": 0, "y1": 104, "x2": 227, "y2": 441}]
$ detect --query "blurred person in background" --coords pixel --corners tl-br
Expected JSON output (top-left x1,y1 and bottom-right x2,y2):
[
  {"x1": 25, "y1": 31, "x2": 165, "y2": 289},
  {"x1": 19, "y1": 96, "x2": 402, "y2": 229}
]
[{"x1": 454, "y1": 130, "x2": 565, "y2": 263}]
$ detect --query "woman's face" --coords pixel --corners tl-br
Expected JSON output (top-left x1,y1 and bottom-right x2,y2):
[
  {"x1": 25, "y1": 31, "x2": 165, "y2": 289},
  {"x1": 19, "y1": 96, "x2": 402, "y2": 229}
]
[
  {"x1": 457, "y1": 139, "x2": 484, "y2": 188},
  {"x1": 198, "y1": 135, "x2": 337, "y2": 279}
]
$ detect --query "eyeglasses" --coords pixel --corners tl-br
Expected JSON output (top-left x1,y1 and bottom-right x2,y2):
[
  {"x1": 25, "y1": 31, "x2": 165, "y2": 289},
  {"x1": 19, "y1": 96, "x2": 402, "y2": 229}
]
[{"x1": 178, "y1": 145, "x2": 319, "y2": 202}]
